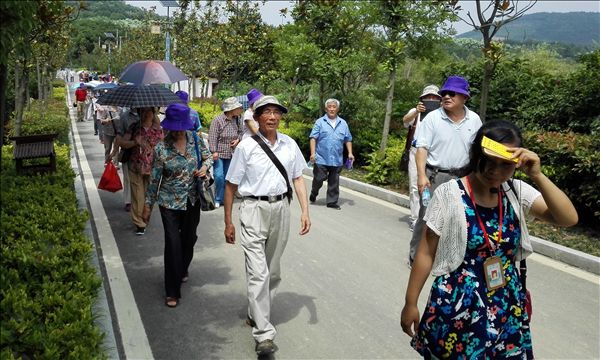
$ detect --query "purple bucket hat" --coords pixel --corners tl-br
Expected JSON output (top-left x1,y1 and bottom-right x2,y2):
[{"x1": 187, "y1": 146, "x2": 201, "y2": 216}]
[
  {"x1": 161, "y1": 103, "x2": 192, "y2": 131},
  {"x1": 175, "y1": 90, "x2": 189, "y2": 104},
  {"x1": 79, "y1": 82, "x2": 86, "y2": 88},
  {"x1": 440, "y1": 76, "x2": 470, "y2": 98},
  {"x1": 246, "y1": 88, "x2": 263, "y2": 106}
]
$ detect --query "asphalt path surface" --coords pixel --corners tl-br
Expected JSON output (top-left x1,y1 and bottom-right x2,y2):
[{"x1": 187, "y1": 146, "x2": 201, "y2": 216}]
[{"x1": 69, "y1": 86, "x2": 599, "y2": 360}]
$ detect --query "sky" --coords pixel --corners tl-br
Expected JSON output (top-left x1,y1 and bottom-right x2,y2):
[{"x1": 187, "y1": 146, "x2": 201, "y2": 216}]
[{"x1": 126, "y1": 1, "x2": 600, "y2": 35}]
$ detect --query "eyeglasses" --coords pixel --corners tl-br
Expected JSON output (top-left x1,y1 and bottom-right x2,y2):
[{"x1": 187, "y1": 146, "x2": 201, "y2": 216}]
[
  {"x1": 261, "y1": 109, "x2": 283, "y2": 117},
  {"x1": 440, "y1": 91, "x2": 457, "y2": 97}
]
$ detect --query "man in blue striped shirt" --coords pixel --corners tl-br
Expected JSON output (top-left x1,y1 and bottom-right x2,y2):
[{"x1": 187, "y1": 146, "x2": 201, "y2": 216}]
[{"x1": 309, "y1": 98, "x2": 354, "y2": 210}]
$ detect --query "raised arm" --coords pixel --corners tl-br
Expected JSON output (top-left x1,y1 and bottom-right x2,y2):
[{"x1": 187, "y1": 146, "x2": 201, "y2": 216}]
[{"x1": 511, "y1": 147, "x2": 578, "y2": 227}]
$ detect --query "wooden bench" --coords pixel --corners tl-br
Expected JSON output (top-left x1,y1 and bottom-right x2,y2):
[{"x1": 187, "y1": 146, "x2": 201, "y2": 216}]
[{"x1": 9, "y1": 133, "x2": 58, "y2": 175}]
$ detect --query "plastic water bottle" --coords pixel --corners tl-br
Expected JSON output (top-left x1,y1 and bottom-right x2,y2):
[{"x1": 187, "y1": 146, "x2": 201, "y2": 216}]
[
  {"x1": 421, "y1": 187, "x2": 431, "y2": 207},
  {"x1": 307, "y1": 160, "x2": 314, "y2": 169}
]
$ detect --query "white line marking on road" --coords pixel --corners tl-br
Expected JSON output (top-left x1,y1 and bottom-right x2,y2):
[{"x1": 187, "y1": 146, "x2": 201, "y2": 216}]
[
  {"x1": 303, "y1": 176, "x2": 598, "y2": 284},
  {"x1": 69, "y1": 91, "x2": 154, "y2": 359},
  {"x1": 528, "y1": 253, "x2": 600, "y2": 284}
]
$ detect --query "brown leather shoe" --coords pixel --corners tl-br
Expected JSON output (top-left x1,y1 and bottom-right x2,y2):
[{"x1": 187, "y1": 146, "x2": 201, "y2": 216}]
[{"x1": 255, "y1": 339, "x2": 276, "y2": 355}]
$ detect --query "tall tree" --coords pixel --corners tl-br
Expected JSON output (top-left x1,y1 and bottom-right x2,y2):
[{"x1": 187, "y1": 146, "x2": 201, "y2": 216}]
[
  {"x1": 371, "y1": 0, "x2": 455, "y2": 152},
  {"x1": 292, "y1": 0, "x2": 373, "y2": 114},
  {"x1": 454, "y1": 0, "x2": 536, "y2": 121}
]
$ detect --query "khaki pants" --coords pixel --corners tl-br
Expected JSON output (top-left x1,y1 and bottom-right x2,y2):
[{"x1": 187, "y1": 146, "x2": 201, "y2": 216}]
[
  {"x1": 129, "y1": 169, "x2": 150, "y2": 228},
  {"x1": 239, "y1": 197, "x2": 290, "y2": 342},
  {"x1": 77, "y1": 101, "x2": 85, "y2": 121}
]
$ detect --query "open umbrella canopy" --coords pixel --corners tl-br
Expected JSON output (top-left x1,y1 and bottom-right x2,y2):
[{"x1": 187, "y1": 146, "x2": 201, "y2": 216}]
[
  {"x1": 96, "y1": 84, "x2": 182, "y2": 108},
  {"x1": 119, "y1": 60, "x2": 188, "y2": 85},
  {"x1": 70, "y1": 82, "x2": 94, "y2": 90},
  {"x1": 94, "y1": 82, "x2": 118, "y2": 91}
]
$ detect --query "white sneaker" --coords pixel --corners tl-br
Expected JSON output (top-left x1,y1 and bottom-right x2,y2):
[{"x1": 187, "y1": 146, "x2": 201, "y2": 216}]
[{"x1": 214, "y1": 202, "x2": 220, "y2": 208}]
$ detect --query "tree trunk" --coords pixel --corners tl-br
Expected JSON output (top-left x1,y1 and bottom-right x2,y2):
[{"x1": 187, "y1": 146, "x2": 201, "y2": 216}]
[
  {"x1": 14, "y1": 61, "x2": 23, "y2": 136},
  {"x1": 319, "y1": 79, "x2": 325, "y2": 115},
  {"x1": 0, "y1": 63, "x2": 7, "y2": 167},
  {"x1": 379, "y1": 67, "x2": 396, "y2": 153},
  {"x1": 36, "y1": 58, "x2": 42, "y2": 100},
  {"x1": 479, "y1": 61, "x2": 493, "y2": 122}
]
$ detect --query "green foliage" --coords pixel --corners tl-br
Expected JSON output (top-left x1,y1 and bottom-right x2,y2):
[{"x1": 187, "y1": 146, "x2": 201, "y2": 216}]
[
  {"x1": 190, "y1": 100, "x2": 222, "y2": 129},
  {"x1": 278, "y1": 117, "x2": 313, "y2": 156},
  {"x1": 523, "y1": 131, "x2": 600, "y2": 226},
  {"x1": 6, "y1": 89, "x2": 70, "y2": 145},
  {"x1": 364, "y1": 137, "x2": 406, "y2": 187},
  {"x1": 0, "y1": 145, "x2": 106, "y2": 359}
]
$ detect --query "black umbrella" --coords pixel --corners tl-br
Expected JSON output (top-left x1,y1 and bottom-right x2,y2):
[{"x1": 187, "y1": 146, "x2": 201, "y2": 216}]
[
  {"x1": 119, "y1": 60, "x2": 188, "y2": 85},
  {"x1": 96, "y1": 84, "x2": 182, "y2": 108}
]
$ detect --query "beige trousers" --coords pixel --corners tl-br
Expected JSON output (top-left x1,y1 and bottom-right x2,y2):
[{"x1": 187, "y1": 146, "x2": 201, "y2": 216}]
[
  {"x1": 129, "y1": 169, "x2": 149, "y2": 228},
  {"x1": 239, "y1": 197, "x2": 290, "y2": 342}
]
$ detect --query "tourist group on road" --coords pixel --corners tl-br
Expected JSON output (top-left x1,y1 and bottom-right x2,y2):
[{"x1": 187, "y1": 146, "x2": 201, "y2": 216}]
[{"x1": 69, "y1": 71, "x2": 578, "y2": 358}]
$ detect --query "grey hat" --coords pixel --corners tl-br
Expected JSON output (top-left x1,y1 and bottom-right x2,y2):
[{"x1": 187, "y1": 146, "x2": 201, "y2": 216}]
[
  {"x1": 221, "y1": 97, "x2": 243, "y2": 112},
  {"x1": 419, "y1": 85, "x2": 441, "y2": 100},
  {"x1": 252, "y1": 95, "x2": 288, "y2": 114}
]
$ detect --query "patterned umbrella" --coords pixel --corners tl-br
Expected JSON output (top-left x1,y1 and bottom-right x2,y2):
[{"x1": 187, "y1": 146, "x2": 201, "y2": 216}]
[
  {"x1": 96, "y1": 84, "x2": 182, "y2": 108},
  {"x1": 118, "y1": 60, "x2": 188, "y2": 85}
]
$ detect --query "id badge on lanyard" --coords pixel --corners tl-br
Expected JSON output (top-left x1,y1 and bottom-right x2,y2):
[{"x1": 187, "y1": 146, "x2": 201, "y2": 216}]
[{"x1": 465, "y1": 176, "x2": 506, "y2": 291}]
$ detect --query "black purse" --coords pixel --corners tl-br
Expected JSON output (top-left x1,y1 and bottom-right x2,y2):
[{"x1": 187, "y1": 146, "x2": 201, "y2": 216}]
[{"x1": 193, "y1": 133, "x2": 215, "y2": 211}]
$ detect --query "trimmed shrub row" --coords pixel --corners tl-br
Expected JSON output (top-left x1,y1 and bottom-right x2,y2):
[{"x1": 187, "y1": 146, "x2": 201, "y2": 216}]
[{"x1": 1, "y1": 83, "x2": 106, "y2": 359}]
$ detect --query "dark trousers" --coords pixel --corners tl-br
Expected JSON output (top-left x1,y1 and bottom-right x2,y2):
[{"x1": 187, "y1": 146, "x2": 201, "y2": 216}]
[
  {"x1": 311, "y1": 164, "x2": 343, "y2": 205},
  {"x1": 159, "y1": 200, "x2": 201, "y2": 299}
]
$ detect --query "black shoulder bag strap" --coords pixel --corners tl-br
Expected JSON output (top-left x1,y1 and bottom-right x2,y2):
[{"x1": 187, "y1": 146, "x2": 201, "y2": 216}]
[
  {"x1": 507, "y1": 179, "x2": 527, "y2": 291},
  {"x1": 251, "y1": 134, "x2": 293, "y2": 203}
]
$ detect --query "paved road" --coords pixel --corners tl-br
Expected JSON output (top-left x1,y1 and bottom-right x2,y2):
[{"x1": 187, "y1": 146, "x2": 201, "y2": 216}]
[{"x1": 68, "y1": 86, "x2": 599, "y2": 360}]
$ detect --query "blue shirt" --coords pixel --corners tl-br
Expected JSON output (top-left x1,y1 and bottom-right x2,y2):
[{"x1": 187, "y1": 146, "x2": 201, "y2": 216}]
[
  {"x1": 309, "y1": 115, "x2": 352, "y2": 166},
  {"x1": 190, "y1": 108, "x2": 202, "y2": 131}
]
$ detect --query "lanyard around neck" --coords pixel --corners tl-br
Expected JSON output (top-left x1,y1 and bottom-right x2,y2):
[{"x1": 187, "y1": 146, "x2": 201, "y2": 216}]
[{"x1": 465, "y1": 176, "x2": 503, "y2": 254}]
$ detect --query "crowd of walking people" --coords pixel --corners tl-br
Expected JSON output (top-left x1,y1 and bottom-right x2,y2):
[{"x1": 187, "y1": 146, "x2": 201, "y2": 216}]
[{"x1": 68, "y1": 73, "x2": 578, "y2": 358}]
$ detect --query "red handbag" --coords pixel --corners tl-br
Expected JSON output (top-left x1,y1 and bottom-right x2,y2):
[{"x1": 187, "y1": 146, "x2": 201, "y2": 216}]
[{"x1": 98, "y1": 162, "x2": 123, "y2": 192}]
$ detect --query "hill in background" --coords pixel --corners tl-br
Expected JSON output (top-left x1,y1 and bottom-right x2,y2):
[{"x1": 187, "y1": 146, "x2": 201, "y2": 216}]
[{"x1": 457, "y1": 12, "x2": 600, "y2": 46}]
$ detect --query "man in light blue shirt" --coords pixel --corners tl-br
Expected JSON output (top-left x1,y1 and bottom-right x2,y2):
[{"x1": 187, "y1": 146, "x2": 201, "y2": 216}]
[{"x1": 309, "y1": 98, "x2": 354, "y2": 210}]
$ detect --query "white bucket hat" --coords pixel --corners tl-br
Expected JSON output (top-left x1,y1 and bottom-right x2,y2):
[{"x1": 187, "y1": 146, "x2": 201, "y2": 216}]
[
  {"x1": 419, "y1": 85, "x2": 441, "y2": 100},
  {"x1": 221, "y1": 97, "x2": 243, "y2": 112}
]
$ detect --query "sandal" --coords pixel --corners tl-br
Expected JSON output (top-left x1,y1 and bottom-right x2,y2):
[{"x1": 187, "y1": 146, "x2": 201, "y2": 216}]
[{"x1": 165, "y1": 297, "x2": 178, "y2": 308}]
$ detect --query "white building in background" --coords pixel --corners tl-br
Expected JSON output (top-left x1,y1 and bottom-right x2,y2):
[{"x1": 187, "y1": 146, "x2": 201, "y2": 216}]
[{"x1": 171, "y1": 77, "x2": 219, "y2": 99}]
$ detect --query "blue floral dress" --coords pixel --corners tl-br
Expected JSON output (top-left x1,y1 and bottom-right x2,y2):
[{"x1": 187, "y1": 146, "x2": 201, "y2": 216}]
[{"x1": 411, "y1": 180, "x2": 533, "y2": 359}]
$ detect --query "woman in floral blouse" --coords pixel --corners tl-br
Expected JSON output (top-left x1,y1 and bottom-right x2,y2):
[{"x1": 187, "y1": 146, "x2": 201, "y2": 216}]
[
  {"x1": 143, "y1": 103, "x2": 212, "y2": 308},
  {"x1": 401, "y1": 120, "x2": 577, "y2": 359},
  {"x1": 121, "y1": 107, "x2": 164, "y2": 235}
]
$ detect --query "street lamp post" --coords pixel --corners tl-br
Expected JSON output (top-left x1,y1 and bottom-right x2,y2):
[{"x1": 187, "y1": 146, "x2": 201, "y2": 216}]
[
  {"x1": 160, "y1": 1, "x2": 180, "y2": 62},
  {"x1": 104, "y1": 32, "x2": 115, "y2": 76}
]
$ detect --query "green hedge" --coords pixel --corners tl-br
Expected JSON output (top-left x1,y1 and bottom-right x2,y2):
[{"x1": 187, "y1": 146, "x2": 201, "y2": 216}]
[
  {"x1": 523, "y1": 131, "x2": 600, "y2": 225},
  {"x1": 190, "y1": 100, "x2": 222, "y2": 129},
  {"x1": 1, "y1": 83, "x2": 106, "y2": 359}
]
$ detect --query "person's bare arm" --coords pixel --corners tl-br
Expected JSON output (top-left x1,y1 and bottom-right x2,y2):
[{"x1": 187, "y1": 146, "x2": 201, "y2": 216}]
[
  {"x1": 292, "y1": 176, "x2": 311, "y2": 235},
  {"x1": 510, "y1": 147, "x2": 578, "y2": 227},
  {"x1": 400, "y1": 227, "x2": 439, "y2": 337},
  {"x1": 224, "y1": 182, "x2": 238, "y2": 244},
  {"x1": 415, "y1": 147, "x2": 429, "y2": 194}
]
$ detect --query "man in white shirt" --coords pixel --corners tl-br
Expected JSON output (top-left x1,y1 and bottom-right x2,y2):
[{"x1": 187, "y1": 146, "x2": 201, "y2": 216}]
[
  {"x1": 223, "y1": 95, "x2": 311, "y2": 356},
  {"x1": 409, "y1": 76, "x2": 482, "y2": 265}
]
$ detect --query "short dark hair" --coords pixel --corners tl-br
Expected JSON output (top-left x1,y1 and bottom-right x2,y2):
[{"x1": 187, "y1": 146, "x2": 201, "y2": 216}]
[{"x1": 463, "y1": 120, "x2": 523, "y2": 175}]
